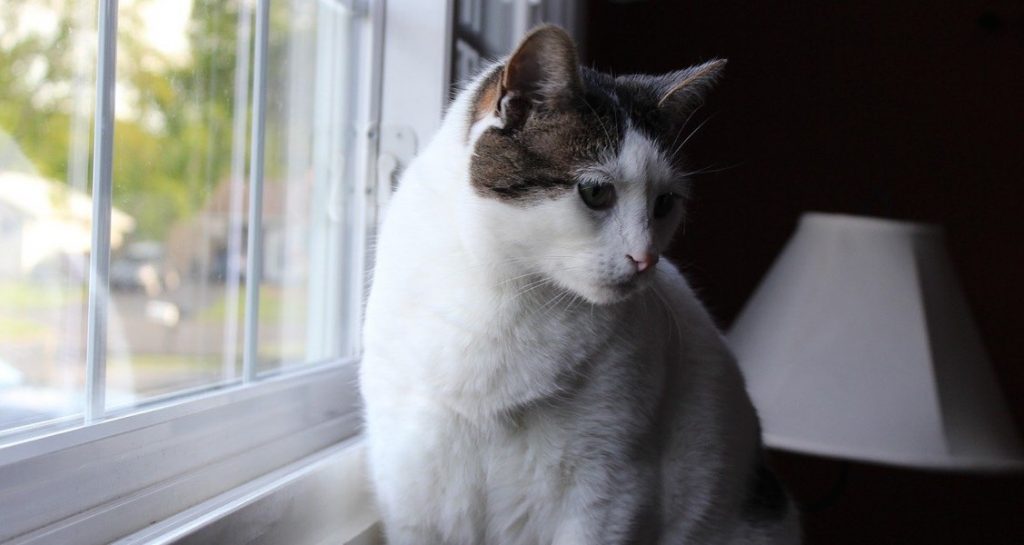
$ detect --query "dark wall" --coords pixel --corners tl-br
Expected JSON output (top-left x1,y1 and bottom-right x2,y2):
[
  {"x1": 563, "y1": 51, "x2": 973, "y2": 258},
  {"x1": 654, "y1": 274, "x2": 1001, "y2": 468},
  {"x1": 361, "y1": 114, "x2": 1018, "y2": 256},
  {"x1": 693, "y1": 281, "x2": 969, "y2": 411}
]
[{"x1": 584, "y1": 1, "x2": 1024, "y2": 543}]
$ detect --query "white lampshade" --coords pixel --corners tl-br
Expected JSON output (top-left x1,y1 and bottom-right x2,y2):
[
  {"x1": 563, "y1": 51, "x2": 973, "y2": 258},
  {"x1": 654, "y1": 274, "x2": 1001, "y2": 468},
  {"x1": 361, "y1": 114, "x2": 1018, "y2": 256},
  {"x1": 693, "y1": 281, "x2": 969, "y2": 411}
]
[{"x1": 728, "y1": 212, "x2": 1024, "y2": 471}]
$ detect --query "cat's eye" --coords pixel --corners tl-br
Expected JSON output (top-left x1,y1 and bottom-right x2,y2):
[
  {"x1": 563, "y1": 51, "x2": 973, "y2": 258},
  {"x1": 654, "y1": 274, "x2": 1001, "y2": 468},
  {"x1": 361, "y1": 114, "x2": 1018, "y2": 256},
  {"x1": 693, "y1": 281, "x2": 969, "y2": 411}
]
[
  {"x1": 578, "y1": 181, "x2": 616, "y2": 210},
  {"x1": 654, "y1": 193, "x2": 679, "y2": 219}
]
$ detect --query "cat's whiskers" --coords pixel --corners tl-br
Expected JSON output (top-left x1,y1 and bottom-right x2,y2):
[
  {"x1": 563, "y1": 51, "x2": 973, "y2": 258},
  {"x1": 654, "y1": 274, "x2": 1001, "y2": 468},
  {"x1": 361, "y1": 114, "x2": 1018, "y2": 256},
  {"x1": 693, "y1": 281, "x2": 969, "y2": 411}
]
[
  {"x1": 467, "y1": 255, "x2": 576, "y2": 279},
  {"x1": 502, "y1": 269, "x2": 579, "y2": 311},
  {"x1": 678, "y1": 161, "x2": 741, "y2": 178},
  {"x1": 672, "y1": 112, "x2": 717, "y2": 158},
  {"x1": 530, "y1": 281, "x2": 574, "y2": 313},
  {"x1": 500, "y1": 263, "x2": 586, "y2": 293},
  {"x1": 506, "y1": 277, "x2": 556, "y2": 303},
  {"x1": 561, "y1": 291, "x2": 588, "y2": 316},
  {"x1": 537, "y1": 288, "x2": 574, "y2": 320},
  {"x1": 500, "y1": 270, "x2": 550, "y2": 286},
  {"x1": 666, "y1": 103, "x2": 704, "y2": 161},
  {"x1": 495, "y1": 260, "x2": 578, "y2": 286},
  {"x1": 649, "y1": 272, "x2": 684, "y2": 348},
  {"x1": 492, "y1": 254, "x2": 575, "y2": 265}
]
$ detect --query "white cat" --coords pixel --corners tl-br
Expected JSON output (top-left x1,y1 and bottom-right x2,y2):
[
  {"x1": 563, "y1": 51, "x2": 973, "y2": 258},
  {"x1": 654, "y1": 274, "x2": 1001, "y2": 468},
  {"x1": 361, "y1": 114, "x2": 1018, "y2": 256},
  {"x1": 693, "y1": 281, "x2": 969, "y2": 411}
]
[{"x1": 361, "y1": 25, "x2": 801, "y2": 545}]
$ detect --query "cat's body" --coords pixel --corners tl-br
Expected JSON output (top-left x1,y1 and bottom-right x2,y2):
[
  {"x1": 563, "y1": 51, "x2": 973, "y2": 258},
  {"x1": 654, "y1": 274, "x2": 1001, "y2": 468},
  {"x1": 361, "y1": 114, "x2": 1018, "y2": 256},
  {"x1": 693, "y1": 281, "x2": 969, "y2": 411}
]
[{"x1": 361, "y1": 27, "x2": 800, "y2": 545}]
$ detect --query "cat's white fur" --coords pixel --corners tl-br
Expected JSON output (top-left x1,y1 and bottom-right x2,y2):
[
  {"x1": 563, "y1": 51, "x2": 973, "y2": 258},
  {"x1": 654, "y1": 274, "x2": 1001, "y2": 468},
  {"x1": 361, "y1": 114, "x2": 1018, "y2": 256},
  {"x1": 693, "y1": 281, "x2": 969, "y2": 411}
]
[{"x1": 361, "y1": 48, "x2": 800, "y2": 545}]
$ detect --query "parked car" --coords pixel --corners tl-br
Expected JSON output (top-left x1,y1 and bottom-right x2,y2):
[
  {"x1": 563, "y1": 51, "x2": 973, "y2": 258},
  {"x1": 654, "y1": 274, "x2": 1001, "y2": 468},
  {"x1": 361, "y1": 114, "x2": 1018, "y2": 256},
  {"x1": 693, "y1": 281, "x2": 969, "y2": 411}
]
[{"x1": 109, "y1": 241, "x2": 165, "y2": 294}]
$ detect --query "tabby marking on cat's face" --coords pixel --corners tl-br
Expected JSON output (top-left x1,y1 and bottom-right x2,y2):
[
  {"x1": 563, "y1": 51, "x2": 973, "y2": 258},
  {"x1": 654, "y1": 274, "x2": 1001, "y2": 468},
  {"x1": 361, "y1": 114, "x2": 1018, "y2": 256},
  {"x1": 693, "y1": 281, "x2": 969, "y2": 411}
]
[{"x1": 463, "y1": 26, "x2": 724, "y2": 304}]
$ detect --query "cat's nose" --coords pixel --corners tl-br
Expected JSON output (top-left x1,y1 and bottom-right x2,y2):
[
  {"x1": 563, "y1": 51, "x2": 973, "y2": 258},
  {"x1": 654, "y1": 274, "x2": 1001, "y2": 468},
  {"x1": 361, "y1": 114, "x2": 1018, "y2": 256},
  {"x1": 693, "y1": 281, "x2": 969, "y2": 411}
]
[{"x1": 627, "y1": 252, "x2": 659, "y2": 273}]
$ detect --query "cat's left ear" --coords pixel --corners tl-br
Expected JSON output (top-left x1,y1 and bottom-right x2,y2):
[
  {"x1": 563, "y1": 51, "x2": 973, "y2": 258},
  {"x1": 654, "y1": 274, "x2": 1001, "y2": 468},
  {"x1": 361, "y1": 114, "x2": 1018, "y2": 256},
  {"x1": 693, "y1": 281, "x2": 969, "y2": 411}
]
[{"x1": 653, "y1": 59, "x2": 727, "y2": 118}]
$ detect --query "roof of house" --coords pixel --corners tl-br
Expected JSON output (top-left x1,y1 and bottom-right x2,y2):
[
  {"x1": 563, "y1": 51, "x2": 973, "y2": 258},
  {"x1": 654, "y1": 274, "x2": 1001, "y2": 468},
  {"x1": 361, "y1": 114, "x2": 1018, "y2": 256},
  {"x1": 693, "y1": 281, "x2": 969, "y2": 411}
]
[{"x1": 0, "y1": 170, "x2": 135, "y2": 236}]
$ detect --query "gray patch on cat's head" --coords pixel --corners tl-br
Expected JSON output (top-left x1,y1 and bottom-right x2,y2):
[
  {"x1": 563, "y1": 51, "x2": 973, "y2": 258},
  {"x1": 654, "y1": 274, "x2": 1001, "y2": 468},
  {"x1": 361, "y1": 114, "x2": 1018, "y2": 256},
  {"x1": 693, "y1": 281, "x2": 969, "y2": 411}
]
[
  {"x1": 467, "y1": 25, "x2": 725, "y2": 205},
  {"x1": 608, "y1": 60, "x2": 726, "y2": 166}
]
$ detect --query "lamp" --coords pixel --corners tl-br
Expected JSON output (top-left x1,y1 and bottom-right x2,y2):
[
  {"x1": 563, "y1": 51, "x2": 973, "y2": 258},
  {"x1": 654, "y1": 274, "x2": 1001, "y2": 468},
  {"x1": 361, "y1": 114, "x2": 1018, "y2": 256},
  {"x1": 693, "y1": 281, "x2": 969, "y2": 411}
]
[{"x1": 728, "y1": 212, "x2": 1024, "y2": 471}]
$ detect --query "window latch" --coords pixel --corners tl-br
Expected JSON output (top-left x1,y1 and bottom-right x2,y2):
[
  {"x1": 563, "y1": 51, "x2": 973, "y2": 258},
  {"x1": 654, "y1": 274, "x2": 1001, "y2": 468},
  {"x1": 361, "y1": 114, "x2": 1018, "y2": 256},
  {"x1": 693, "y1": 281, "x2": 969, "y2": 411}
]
[{"x1": 375, "y1": 125, "x2": 417, "y2": 217}]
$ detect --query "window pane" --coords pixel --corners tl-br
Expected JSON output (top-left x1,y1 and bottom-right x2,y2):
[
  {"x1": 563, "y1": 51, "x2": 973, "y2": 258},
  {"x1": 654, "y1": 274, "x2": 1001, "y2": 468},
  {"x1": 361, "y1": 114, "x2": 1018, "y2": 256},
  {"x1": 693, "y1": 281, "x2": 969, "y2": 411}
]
[
  {"x1": 257, "y1": 0, "x2": 360, "y2": 372},
  {"x1": 0, "y1": 0, "x2": 96, "y2": 434},
  {"x1": 107, "y1": 0, "x2": 251, "y2": 407}
]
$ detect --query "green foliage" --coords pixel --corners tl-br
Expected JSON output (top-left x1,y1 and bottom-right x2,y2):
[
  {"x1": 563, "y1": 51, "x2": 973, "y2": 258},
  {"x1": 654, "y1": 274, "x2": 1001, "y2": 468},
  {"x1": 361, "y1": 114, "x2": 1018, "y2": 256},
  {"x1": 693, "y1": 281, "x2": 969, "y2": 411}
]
[
  {"x1": 0, "y1": 0, "x2": 245, "y2": 240},
  {"x1": 0, "y1": 0, "x2": 80, "y2": 182}
]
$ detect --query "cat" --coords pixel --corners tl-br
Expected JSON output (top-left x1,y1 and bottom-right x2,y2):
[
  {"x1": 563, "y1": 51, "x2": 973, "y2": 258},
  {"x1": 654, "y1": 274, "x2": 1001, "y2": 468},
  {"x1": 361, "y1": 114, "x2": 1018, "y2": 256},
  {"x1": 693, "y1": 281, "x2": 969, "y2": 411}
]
[{"x1": 360, "y1": 25, "x2": 801, "y2": 545}]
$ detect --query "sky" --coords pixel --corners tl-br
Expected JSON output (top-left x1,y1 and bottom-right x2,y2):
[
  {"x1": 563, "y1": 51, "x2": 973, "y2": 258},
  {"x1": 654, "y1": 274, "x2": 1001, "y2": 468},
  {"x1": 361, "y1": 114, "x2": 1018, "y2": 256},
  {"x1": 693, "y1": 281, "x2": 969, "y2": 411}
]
[
  {"x1": 5, "y1": 0, "x2": 193, "y2": 61},
  {"x1": 4, "y1": 0, "x2": 197, "y2": 121}
]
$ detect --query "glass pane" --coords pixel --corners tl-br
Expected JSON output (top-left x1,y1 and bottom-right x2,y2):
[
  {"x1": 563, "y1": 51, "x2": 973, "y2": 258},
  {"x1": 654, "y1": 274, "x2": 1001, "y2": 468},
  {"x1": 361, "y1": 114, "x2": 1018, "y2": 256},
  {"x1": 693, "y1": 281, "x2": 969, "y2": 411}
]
[
  {"x1": 106, "y1": 0, "x2": 252, "y2": 407},
  {"x1": 257, "y1": 0, "x2": 359, "y2": 372},
  {"x1": 0, "y1": 0, "x2": 96, "y2": 434}
]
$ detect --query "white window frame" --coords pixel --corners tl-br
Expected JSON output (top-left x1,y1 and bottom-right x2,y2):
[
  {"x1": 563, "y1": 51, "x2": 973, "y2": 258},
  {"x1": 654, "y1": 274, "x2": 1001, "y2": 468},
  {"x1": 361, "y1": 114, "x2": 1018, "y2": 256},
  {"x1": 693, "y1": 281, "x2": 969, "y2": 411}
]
[{"x1": 0, "y1": 0, "x2": 387, "y2": 543}]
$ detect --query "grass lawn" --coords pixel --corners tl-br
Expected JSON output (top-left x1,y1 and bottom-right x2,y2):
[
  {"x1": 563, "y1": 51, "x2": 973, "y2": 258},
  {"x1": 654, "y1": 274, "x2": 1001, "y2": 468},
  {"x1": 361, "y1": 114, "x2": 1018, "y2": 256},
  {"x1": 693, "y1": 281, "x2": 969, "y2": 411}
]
[
  {"x1": 0, "y1": 315, "x2": 50, "y2": 341},
  {"x1": 0, "y1": 281, "x2": 84, "y2": 312},
  {"x1": 197, "y1": 285, "x2": 296, "y2": 324}
]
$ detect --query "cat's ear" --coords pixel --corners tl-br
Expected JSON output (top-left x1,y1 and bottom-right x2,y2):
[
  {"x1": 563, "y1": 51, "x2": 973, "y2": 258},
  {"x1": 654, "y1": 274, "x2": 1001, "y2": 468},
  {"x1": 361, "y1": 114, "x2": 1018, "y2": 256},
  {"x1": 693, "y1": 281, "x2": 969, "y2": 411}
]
[
  {"x1": 497, "y1": 25, "x2": 581, "y2": 129},
  {"x1": 654, "y1": 59, "x2": 727, "y2": 117}
]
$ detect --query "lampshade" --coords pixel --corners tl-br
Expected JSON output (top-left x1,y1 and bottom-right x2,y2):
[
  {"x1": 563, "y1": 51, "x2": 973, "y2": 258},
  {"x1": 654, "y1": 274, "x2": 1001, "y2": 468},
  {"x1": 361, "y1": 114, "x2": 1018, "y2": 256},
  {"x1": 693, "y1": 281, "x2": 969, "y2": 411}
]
[{"x1": 728, "y1": 212, "x2": 1024, "y2": 471}]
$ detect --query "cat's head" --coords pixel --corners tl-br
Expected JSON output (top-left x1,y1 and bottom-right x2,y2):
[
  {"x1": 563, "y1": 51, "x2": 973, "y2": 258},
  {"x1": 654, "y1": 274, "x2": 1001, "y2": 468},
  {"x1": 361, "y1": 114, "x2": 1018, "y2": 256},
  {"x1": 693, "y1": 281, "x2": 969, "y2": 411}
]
[{"x1": 462, "y1": 25, "x2": 724, "y2": 304}]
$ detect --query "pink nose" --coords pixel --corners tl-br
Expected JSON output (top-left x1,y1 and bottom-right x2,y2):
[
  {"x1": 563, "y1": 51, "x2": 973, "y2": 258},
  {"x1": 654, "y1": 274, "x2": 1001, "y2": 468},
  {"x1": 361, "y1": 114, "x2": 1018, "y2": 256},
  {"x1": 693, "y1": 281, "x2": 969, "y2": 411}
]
[{"x1": 627, "y1": 252, "x2": 659, "y2": 273}]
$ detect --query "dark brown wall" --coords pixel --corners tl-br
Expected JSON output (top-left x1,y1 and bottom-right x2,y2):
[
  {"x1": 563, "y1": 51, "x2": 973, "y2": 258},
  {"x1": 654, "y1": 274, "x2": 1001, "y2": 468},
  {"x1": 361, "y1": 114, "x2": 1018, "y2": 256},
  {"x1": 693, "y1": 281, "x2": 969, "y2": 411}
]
[{"x1": 585, "y1": 1, "x2": 1024, "y2": 543}]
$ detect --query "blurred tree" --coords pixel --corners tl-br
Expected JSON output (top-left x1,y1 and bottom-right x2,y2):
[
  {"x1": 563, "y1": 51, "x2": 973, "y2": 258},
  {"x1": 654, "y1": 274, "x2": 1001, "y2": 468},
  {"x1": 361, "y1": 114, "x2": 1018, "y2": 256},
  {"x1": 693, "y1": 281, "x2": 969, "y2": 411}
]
[
  {"x1": 0, "y1": 0, "x2": 245, "y2": 240},
  {"x1": 0, "y1": 0, "x2": 80, "y2": 182}
]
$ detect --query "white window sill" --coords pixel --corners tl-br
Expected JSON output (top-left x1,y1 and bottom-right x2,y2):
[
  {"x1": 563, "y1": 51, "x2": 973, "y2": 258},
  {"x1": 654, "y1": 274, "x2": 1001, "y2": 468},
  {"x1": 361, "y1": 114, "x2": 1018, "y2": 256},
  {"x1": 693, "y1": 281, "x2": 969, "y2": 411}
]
[
  {"x1": 116, "y1": 438, "x2": 380, "y2": 545},
  {"x1": 0, "y1": 363, "x2": 365, "y2": 545}
]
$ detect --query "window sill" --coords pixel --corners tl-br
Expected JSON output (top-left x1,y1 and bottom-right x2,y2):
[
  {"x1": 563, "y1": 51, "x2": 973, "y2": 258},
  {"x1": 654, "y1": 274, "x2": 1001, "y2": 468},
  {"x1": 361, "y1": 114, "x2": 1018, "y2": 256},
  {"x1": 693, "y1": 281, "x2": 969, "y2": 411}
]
[
  {"x1": 0, "y1": 362, "x2": 363, "y2": 545},
  {"x1": 116, "y1": 438, "x2": 380, "y2": 545}
]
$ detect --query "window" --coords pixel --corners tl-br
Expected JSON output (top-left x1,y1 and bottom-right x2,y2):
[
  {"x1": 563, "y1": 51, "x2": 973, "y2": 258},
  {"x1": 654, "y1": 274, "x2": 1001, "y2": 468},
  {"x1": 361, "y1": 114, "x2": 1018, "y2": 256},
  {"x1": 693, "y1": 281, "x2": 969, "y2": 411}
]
[
  {"x1": 0, "y1": 0, "x2": 380, "y2": 541},
  {"x1": 452, "y1": 0, "x2": 583, "y2": 84},
  {"x1": 1, "y1": 0, "x2": 581, "y2": 541}
]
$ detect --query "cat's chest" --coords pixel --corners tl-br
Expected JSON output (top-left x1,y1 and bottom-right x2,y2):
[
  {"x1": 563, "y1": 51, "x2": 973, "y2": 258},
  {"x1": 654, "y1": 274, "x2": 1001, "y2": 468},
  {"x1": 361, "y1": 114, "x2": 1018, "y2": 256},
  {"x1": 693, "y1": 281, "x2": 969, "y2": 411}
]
[
  {"x1": 373, "y1": 285, "x2": 618, "y2": 409},
  {"x1": 478, "y1": 415, "x2": 582, "y2": 543}
]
